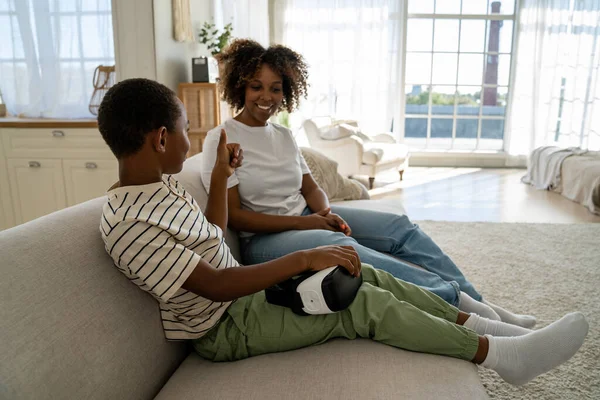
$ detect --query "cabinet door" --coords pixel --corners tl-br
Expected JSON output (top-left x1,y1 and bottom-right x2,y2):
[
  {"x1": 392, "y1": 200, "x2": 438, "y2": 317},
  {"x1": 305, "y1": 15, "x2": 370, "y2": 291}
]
[
  {"x1": 0, "y1": 183, "x2": 14, "y2": 231},
  {"x1": 178, "y1": 83, "x2": 221, "y2": 155},
  {"x1": 0, "y1": 159, "x2": 15, "y2": 231},
  {"x1": 7, "y1": 159, "x2": 67, "y2": 225},
  {"x1": 62, "y1": 159, "x2": 118, "y2": 206}
]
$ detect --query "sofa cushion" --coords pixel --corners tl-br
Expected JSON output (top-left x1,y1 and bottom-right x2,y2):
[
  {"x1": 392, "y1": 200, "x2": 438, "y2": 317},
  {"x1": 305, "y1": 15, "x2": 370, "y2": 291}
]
[
  {"x1": 320, "y1": 123, "x2": 354, "y2": 140},
  {"x1": 300, "y1": 147, "x2": 369, "y2": 202},
  {"x1": 155, "y1": 339, "x2": 489, "y2": 400},
  {"x1": 0, "y1": 198, "x2": 189, "y2": 400},
  {"x1": 362, "y1": 142, "x2": 409, "y2": 165}
]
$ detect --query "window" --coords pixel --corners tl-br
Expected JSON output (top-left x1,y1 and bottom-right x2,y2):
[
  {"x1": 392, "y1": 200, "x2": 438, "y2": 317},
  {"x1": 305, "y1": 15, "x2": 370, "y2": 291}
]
[
  {"x1": 403, "y1": 0, "x2": 516, "y2": 150},
  {"x1": 0, "y1": 0, "x2": 114, "y2": 118}
]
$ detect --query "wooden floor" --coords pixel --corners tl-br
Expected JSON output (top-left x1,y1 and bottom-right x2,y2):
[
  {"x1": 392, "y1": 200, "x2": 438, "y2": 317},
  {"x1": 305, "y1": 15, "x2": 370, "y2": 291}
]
[{"x1": 361, "y1": 168, "x2": 600, "y2": 223}]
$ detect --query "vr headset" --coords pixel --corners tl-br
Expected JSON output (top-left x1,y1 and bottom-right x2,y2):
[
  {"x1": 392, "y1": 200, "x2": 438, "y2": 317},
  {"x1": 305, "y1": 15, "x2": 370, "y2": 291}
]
[{"x1": 265, "y1": 266, "x2": 363, "y2": 315}]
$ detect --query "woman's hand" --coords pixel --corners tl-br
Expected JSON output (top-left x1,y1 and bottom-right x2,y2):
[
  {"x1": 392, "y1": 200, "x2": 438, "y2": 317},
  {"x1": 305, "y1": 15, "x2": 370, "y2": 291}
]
[
  {"x1": 323, "y1": 211, "x2": 351, "y2": 236},
  {"x1": 214, "y1": 129, "x2": 243, "y2": 177},
  {"x1": 303, "y1": 245, "x2": 361, "y2": 277},
  {"x1": 301, "y1": 208, "x2": 338, "y2": 232},
  {"x1": 302, "y1": 208, "x2": 352, "y2": 236}
]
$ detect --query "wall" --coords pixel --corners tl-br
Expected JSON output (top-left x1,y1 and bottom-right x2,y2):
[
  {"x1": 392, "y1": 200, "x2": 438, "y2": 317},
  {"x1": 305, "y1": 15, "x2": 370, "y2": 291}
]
[
  {"x1": 111, "y1": 0, "x2": 213, "y2": 91},
  {"x1": 153, "y1": 0, "x2": 213, "y2": 92},
  {"x1": 111, "y1": 0, "x2": 157, "y2": 81}
]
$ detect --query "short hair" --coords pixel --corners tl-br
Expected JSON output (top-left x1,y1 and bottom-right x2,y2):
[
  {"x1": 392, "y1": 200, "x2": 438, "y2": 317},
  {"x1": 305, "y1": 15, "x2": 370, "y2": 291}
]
[
  {"x1": 98, "y1": 78, "x2": 181, "y2": 158},
  {"x1": 215, "y1": 39, "x2": 309, "y2": 113}
]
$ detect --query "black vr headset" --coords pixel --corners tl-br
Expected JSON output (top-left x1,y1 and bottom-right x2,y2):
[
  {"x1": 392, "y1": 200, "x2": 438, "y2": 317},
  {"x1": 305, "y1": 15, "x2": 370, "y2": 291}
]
[{"x1": 265, "y1": 266, "x2": 363, "y2": 316}]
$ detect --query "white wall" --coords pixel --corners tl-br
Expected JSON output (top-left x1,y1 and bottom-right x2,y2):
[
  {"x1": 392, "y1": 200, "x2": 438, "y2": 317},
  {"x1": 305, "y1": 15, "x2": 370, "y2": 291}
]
[
  {"x1": 153, "y1": 0, "x2": 214, "y2": 92},
  {"x1": 112, "y1": 0, "x2": 214, "y2": 91},
  {"x1": 111, "y1": 0, "x2": 157, "y2": 81}
]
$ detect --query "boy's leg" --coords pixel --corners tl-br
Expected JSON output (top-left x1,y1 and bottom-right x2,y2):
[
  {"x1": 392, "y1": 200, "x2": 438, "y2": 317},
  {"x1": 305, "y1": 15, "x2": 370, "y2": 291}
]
[
  {"x1": 359, "y1": 265, "x2": 533, "y2": 338},
  {"x1": 193, "y1": 290, "x2": 359, "y2": 362},
  {"x1": 194, "y1": 269, "x2": 587, "y2": 387},
  {"x1": 359, "y1": 264, "x2": 458, "y2": 321},
  {"x1": 347, "y1": 282, "x2": 479, "y2": 360},
  {"x1": 193, "y1": 280, "x2": 479, "y2": 362}
]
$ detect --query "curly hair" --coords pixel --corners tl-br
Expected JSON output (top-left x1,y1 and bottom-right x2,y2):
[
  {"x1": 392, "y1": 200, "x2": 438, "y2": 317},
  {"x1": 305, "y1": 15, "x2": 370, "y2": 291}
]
[
  {"x1": 98, "y1": 78, "x2": 181, "y2": 159},
  {"x1": 215, "y1": 39, "x2": 309, "y2": 113}
]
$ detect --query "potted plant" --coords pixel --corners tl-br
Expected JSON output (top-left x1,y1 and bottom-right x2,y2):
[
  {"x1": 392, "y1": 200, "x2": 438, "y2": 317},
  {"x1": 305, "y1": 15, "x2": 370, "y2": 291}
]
[
  {"x1": 198, "y1": 22, "x2": 233, "y2": 82},
  {"x1": 199, "y1": 22, "x2": 233, "y2": 56}
]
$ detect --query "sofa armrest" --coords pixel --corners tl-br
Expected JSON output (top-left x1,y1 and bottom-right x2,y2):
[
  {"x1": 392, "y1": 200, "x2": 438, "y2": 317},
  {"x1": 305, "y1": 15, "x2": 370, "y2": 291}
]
[
  {"x1": 315, "y1": 134, "x2": 364, "y2": 148},
  {"x1": 310, "y1": 136, "x2": 364, "y2": 177},
  {"x1": 372, "y1": 133, "x2": 396, "y2": 143},
  {"x1": 333, "y1": 119, "x2": 359, "y2": 128}
]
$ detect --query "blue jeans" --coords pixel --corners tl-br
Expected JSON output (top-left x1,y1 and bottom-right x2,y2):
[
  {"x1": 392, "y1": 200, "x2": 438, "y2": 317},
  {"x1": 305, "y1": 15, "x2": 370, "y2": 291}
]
[{"x1": 241, "y1": 206, "x2": 482, "y2": 306}]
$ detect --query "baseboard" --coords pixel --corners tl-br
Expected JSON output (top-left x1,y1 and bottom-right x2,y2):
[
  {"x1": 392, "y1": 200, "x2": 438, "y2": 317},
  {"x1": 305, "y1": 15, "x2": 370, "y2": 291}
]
[{"x1": 408, "y1": 151, "x2": 527, "y2": 168}]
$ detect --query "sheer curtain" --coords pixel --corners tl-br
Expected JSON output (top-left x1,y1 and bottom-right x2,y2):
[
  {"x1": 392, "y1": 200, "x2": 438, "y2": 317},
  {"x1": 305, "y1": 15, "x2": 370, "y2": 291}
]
[
  {"x1": 212, "y1": 0, "x2": 269, "y2": 47},
  {"x1": 0, "y1": 0, "x2": 114, "y2": 118},
  {"x1": 272, "y1": 0, "x2": 403, "y2": 133},
  {"x1": 506, "y1": 0, "x2": 600, "y2": 157}
]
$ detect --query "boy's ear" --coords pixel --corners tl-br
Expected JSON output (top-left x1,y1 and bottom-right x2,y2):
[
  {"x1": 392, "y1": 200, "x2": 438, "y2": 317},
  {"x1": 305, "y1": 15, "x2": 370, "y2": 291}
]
[{"x1": 151, "y1": 127, "x2": 168, "y2": 153}]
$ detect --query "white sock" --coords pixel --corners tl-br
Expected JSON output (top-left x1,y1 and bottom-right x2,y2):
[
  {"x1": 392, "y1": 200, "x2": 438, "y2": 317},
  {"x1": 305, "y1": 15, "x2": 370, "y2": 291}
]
[
  {"x1": 463, "y1": 314, "x2": 531, "y2": 337},
  {"x1": 481, "y1": 312, "x2": 588, "y2": 386},
  {"x1": 484, "y1": 299, "x2": 537, "y2": 328},
  {"x1": 458, "y1": 292, "x2": 500, "y2": 321}
]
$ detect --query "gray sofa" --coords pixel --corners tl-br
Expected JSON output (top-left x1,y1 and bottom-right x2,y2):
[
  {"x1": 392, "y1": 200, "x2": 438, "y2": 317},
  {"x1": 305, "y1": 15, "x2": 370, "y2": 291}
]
[{"x1": 0, "y1": 154, "x2": 489, "y2": 399}]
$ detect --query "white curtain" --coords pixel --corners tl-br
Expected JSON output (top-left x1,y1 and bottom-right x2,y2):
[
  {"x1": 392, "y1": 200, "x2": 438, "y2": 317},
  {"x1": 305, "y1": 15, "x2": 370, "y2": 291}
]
[
  {"x1": 212, "y1": 0, "x2": 269, "y2": 47},
  {"x1": 272, "y1": 0, "x2": 403, "y2": 133},
  {"x1": 0, "y1": 0, "x2": 114, "y2": 118},
  {"x1": 506, "y1": 0, "x2": 600, "y2": 156}
]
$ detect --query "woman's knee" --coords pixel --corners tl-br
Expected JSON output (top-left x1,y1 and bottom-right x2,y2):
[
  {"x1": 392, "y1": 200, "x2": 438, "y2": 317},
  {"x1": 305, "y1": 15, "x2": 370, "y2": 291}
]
[
  {"x1": 322, "y1": 230, "x2": 358, "y2": 246},
  {"x1": 388, "y1": 213, "x2": 414, "y2": 229}
]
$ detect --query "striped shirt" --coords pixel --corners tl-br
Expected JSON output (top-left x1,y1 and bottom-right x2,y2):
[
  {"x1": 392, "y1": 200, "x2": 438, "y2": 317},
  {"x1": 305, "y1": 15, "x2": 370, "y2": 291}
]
[{"x1": 100, "y1": 175, "x2": 238, "y2": 340}]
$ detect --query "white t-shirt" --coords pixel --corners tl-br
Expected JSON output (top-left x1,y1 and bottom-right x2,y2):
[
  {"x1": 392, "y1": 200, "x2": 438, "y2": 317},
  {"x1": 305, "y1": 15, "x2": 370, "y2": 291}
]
[
  {"x1": 100, "y1": 175, "x2": 239, "y2": 340},
  {"x1": 201, "y1": 119, "x2": 310, "y2": 237}
]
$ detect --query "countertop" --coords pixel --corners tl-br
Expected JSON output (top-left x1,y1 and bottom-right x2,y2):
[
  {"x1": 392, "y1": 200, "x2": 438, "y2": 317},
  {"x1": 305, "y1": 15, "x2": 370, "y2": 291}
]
[{"x1": 0, "y1": 117, "x2": 98, "y2": 128}]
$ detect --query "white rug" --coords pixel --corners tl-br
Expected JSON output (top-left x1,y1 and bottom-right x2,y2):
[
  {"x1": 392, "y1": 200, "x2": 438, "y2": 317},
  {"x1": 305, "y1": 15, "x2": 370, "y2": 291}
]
[{"x1": 418, "y1": 221, "x2": 600, "y2": 400}]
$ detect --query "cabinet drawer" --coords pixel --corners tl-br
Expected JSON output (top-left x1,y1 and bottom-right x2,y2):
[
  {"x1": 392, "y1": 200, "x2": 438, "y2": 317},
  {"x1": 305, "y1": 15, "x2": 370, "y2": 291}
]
[
  {"x1": 62, "y1": 159, "x2": 118, "y2": 206},
  {"x1": 6, "y1": 158, "x2": 67, "y2": 225},
  {"x1": 2, "y1": 128, "x2": 114, "y2": 159}
]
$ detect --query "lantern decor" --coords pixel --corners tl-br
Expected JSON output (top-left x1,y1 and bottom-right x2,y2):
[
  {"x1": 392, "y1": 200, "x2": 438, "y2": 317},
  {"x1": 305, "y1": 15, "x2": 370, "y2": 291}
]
[{"x1": 89, "y1": 65, "x2": 116, "y2": 116}]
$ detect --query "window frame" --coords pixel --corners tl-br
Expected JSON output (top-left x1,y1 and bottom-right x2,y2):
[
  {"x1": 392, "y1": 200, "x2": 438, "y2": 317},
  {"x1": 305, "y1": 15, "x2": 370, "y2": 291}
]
[{"x1": 398, "y1": 0, "x2": 519, "y2": 151}]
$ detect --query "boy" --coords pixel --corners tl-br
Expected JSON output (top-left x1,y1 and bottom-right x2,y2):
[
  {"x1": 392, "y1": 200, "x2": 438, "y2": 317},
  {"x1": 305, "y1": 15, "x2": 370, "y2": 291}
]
[{"x1": 98, "y1": 78, "x2": 588, "y2": 387}]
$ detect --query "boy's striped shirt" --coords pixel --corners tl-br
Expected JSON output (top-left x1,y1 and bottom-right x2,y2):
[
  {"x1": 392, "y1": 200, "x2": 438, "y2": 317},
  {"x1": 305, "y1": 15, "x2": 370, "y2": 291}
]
[{"x1": 100, "y1": 175, "x2": 238, "y2": 340}]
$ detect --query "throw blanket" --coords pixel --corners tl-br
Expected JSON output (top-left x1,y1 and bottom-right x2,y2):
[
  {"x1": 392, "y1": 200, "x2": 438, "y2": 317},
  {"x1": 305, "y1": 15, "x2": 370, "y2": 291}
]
[
  {"x1": 560, "y1": 151, "x2": 600, "y2": 215},
  {"x1": 521, "y1": 146, "x2": 588, "y2": 190},
  {"x1": 300, "y1": 147, "x2": 369, "y2": 202}
]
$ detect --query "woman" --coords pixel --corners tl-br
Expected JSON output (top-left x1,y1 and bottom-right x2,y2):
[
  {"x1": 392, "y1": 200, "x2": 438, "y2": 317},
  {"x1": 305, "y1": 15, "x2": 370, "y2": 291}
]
[{"x1": 201, "y1": 39, "x2": 535, "y2": 327}]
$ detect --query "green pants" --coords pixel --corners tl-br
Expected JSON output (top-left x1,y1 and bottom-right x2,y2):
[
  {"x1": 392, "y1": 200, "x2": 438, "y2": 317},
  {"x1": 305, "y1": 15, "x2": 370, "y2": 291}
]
[{"x1": 193, "y1": 264, "x2": 479, "y2": 362}]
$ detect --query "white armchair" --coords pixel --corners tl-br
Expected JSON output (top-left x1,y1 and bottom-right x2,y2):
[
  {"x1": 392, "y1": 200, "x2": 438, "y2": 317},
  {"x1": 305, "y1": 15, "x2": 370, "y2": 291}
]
[{"x1": 303, "y1": 117, "x2": 410, "y2": 189}]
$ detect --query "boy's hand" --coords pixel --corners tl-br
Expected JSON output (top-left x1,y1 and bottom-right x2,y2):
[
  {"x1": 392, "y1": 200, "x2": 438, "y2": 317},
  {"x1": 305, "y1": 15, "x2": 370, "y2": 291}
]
[
  {"x1": 304, "y1": 245, "x2": 361, "y2": 277},
  {"x1": 215, "y1": 129, "x2": 243, "y2": 177}
]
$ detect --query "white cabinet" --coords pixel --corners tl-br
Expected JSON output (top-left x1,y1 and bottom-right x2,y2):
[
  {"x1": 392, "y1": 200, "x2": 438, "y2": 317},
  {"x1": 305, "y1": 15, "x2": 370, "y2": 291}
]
[
  {"x1": 0, "y1": 159, "x2": 14, "y2": 230},
  {"x1": 0, "y1": 123, "x2": 117, "y2": 230},
  {"x1": 63, "y1": 159, "x2": 118, "y2": 206},
  {"x1": 6, "y1": 158, "x2": 67, "y2": 225}
]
